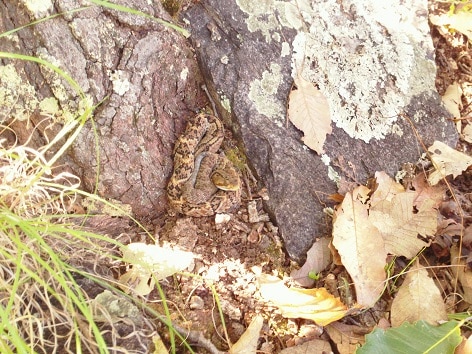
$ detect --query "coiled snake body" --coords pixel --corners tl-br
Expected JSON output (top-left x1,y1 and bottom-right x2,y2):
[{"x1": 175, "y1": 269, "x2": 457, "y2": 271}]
[{"x1": 167, "y1": 114, "x2": 241, "y2": 216}]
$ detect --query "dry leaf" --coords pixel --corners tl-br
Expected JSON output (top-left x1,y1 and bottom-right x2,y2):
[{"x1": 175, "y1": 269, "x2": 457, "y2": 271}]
[
  {"x1": 119, "y1": 243, "x2": 194, "y2": 295},
  {"x1": 279, "y1": 339, "x2": 332, "y2": 354},
  {"x1": 451, "y1": 244, "x2": 472, "y2": 304},
  {"x1": 437, "y1": 218, "x2": 463, "y2": 238},
  {"x1": 428, "y1": 141, "x2": 472, "y2": 185},
  {"x1": 411, "y1": 172, "x2": 446, "y2": 209},
  {"x1": 332, "y1": 173, "x2": 440, "y2": 308},
  {"x1": 288, "y1": 75, "x2": 332, "y2": 154},
  {"x1": 369, "y1": 192, "x2": 437, "y2": 258},
  {"x1": 442, "y1": 82, "x2": 462, "y2": 118},
  {"x1": 291, "y1": 237, "x2": 331, "y2": 287},
  {"x1": 332, "y1": 187, "x2": 387, "y2": 307},
  {"x1": 325, "y1": 322, "x2": 368, "y2": 354},
  {"x1": 463, "y1": 225, "x2": 472, "y2": 248},
  {"x1": 456, "y1": 334, "x2": 472, "y2": 354},
  {"x1": 390, "y1": 262, "x2": 447, "y2": 326},
  {"x1": 258, "y1": 274, "x2": 348, "y2": 326},
  {"x1": 430, "y1": 12, "x2": 472, "y2": 39},
  {"x1": 369, "y1": 171, "x2": 405, "y2": 208},
  {"x1": 462, "y1": 124, "x2": 472, "y2": 144},
  {"x1": 229, "y1": 315, "x2": 263, "y2": 354}
]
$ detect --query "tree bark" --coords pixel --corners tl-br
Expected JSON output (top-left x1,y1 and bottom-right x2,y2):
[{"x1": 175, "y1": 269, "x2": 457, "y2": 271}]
[{"x1": 0, "y1": 0, "x2": 205, "y2": 219}]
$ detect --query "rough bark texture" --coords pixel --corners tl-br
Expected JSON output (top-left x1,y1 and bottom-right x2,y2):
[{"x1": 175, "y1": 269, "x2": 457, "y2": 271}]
[
  {"x1": 0, "y1": 0, "x2": 206, "y2": 220},
  {"x1": 184, "y1": 0, "x2": 458, "y2": 262}
]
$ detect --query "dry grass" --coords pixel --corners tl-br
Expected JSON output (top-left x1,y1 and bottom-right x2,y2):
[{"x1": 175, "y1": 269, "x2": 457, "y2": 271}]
[{"x1": 0, "y1": 130, "x2": 156, "y2": 353}]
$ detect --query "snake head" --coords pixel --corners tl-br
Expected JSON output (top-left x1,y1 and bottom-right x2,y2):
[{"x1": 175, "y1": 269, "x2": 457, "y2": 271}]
[{"x1": 211, "y1": 168, "x2": 240, "y2": 191}]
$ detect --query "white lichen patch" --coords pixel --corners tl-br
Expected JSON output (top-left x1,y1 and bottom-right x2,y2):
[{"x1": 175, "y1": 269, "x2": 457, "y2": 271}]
[
  {"x1": 39, "y1": 97, "x2": 60, "y2": 116},
  {"x1": 21, "y1": 0, "x2": 52, "y2": 17},
  {"x1": 236, "y1": 0, "x2": 273, "y2": 14},
  {"x1": 281, "y1": 42, "x2": 291, "y2": 57},
  {"x1": 290, "y1": 0, "x2": 436, "y2": 143},
  {"x1": 237, "y1": 0, "x2": 437, "y2": 144},
  {"x1": 0, "y1": 64, "x2": 39, "y2": 122},
  {"x1": 248, "y1": 63, "x2": 285, "y2": 123},
  {"x1": 219, "y1": 93, "x2": 232, "y2": 113},
  {"x1": 180, "y1": 67, "x2": 189, "y2": 81},
  {"x1": 278, "y1": 0, "x2": 314, "y2": 30},
  {"x1": 328, "y1": 165, "x2": 341, "y2": 185},
  {"x1": 236, "y1": 0, "x2": 284, "y2": 43},
  {"x1": 109, "y1": 70, "x2": 131, "y2": 96},
  {"x1": 321, "y1": 154, "x2": 331, "y2": 166}
]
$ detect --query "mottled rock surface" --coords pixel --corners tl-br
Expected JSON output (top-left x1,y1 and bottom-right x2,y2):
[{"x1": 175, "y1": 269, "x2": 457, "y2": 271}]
[{"x1": 185, "y1": 0, "x2": 457, "y2": 262}]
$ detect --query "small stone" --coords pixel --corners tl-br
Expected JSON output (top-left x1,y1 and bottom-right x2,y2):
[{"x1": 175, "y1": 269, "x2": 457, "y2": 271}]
[
  {"x1": 189, "y1": 295, "x2": 205, "y2": 310},
  {"x1": 220, "y1": 55, "x2": 229, "y2": 64},
  {"x1": 215, "y1": 213, "x2": 231, "y2": 225},
  {"x1": 230, "y1": 322, "x2": 245, "y2": 338},
  {"x1": 257, "y1": 188, "x2": 270, "y2": 200},
  {"x1": 248, "y1": 222, "x2": 264, "y2": 243},
  {"x1": 247, "y1": 201, "x2": 259, "y2": 223},
  {"x1": 247, "y1": 228, "x2": 260, "y2": 243}
]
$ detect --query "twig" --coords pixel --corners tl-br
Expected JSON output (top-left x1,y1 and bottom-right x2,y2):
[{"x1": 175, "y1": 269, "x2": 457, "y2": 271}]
[{"x1": 201, "y1": 84, "x2": 219, "y2": 118}]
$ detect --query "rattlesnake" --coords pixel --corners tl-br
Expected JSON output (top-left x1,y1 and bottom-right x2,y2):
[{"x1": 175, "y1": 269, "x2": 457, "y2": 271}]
[{"x1": 167, "y1": 113, "x2": 241, "y2": 217}]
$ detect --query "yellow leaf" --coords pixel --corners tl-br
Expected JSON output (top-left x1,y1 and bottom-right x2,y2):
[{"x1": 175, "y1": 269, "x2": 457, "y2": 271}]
[
  {"x1": 427, "y1": 141, "x2": 472, "y2": 185},
  {"x1": 332, "y1": 187, "x2": 387, "y2": 307},
  {"x1": 288, "y1": 76, "x2": 332, "y2": 154},
  {"x1": 258, "y1": 274, "x2": 347, "y2": 326}
]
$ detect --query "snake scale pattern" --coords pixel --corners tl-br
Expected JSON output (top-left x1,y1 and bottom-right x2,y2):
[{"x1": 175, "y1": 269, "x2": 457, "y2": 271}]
[{"x1": 167, "y1": 113, "x2": 241, "y2": 216}]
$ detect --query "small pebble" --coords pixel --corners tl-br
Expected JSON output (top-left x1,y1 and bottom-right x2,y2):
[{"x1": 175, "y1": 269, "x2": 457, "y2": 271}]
[
  {"x1": 215, "y1": 213, "x2": 231, "y2": 225},
  {"x1": 189, "y1": 295, "x2": 205, "y2": 310}
]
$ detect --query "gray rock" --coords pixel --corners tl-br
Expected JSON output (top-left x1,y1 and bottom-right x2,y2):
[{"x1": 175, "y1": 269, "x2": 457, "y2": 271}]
[{"x1": 185, "y1": 0, "x2": 457, "y2": 262}]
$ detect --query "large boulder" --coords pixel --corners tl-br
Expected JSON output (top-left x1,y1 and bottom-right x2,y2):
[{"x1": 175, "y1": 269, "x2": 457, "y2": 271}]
[{"x1": 184, "y1": 0, "x2": 457, "y2": 262}]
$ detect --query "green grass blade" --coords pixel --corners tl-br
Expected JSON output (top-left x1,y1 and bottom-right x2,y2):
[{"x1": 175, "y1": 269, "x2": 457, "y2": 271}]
[
  {"x1": 87, "y1": 0, "x2": 190, "y2": 37},
  {"x1": 0, "y1": 7, "x2": 91, "y2": 39},
  {"x1": 0, "y1": 52, "x2": 85, "y2": 100}
]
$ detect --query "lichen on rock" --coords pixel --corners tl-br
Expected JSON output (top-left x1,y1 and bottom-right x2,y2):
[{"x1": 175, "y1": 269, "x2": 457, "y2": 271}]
[
  {"x1": 290, "y1": 0, "x2": 438, "y2": 143},
  {"x1": 0, "y1": 64, "x2": 39, "y2": 121},
  {"x1": 237, "y1": 0, "x2": 440, "y2": 144},
  {"x1": 248, "y1": 63, "x2": 285, "y2": 123}
]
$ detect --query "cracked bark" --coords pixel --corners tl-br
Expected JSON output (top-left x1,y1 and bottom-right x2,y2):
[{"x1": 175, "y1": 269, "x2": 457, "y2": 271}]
[{"x1": 0, "y1": 0, "x2": 206, "y2": 219}]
